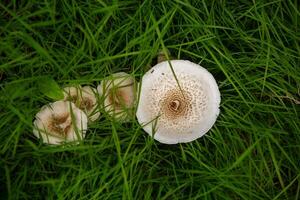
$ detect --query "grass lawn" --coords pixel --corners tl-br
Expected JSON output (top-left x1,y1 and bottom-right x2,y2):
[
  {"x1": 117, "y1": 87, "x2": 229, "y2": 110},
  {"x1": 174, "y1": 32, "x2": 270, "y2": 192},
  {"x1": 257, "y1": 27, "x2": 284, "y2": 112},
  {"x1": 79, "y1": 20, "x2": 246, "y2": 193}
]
[{"x1": 1, "y1": 0, "x2": 300, "y2": 199}]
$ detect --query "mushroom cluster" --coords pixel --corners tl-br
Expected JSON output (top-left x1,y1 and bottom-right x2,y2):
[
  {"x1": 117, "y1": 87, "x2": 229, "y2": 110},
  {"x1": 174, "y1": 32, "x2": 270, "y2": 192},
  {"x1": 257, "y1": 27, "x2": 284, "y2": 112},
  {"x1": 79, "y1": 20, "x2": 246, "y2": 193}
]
[
  {"x1": 33, "y1": 73, "x2": 136, "y2": 145},
  {"x1": 33, "y1": 54, "x2": 220, "y2": 145},
  {"x1": 33, "y1": 84, "x2": 100, "y2": 145}
]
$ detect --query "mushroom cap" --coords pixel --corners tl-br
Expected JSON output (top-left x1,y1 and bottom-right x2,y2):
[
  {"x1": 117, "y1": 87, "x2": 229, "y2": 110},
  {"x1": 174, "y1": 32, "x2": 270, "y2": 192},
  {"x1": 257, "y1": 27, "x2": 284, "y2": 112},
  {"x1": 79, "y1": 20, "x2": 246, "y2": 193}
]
[
  {"x1": 33, "y1": 100, "x2": 88, "y2": 145},
  {"x1": 97, "y1": 72, "x2": 136, "y2": 121},
  {"x1": 81, "y1": 86, "x2": 100, "y2": 121},
  {"x1": 63, "y1": 85, "x2": 100, "y2": 122},
  {"x1": 136, "y1": 60, "x2": 221, "y2": 144}
]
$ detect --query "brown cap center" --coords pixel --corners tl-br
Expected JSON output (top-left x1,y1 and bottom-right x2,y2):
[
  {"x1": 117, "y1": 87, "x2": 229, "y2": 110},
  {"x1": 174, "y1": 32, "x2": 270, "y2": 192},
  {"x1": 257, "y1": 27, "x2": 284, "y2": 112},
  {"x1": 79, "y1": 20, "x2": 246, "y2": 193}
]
[
  {"x1": 160, "y1": 89, "x2": 191, "y2": 120},
  {"x1": 108, "y1": 89, "x2": 127, "y2": 109},
  {"x1": 66, "y1": 95, "x2": 78, "y2": 103},
  {"x1": 169, "y1": 100, "x2": 181, "y2": 111},
  {"x1": 48, "y1": 113, "x2": 72, "y2": 136},
  {"x1": 80, "y1": 98, "x2": 94, "y2": 111}
]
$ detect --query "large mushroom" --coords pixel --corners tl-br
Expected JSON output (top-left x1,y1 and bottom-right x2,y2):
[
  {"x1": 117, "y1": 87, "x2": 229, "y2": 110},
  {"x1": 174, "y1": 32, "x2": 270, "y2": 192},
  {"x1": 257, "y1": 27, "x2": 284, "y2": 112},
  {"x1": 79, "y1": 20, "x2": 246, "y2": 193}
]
[
  {"x1": 97, "y1": 72, "x2": 136, "y2": 121},
  {"x1": 136, "y1": 60, "x2": 221, "y2": 144},
  {"x1": 63, "y1": 85, "x2": 100, "y2": 122},
  {"x1": 33, "y1": 100, "x2": 88, "y2": 145}
]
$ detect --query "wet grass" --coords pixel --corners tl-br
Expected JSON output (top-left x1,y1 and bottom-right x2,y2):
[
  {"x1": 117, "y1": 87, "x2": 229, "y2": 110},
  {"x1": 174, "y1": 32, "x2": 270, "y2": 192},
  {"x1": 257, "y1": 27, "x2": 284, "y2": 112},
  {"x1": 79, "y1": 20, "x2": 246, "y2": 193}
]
[{"x1": 0, "y1": 0, "x2": 300, "y2": 199}]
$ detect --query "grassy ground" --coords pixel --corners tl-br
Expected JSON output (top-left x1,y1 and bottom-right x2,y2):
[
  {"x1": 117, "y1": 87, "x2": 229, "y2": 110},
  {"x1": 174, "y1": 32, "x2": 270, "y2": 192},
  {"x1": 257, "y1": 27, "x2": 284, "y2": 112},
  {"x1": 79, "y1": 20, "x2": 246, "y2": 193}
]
[{"x1": 1, "y1": 0, "x2": 300, "y2": 199}]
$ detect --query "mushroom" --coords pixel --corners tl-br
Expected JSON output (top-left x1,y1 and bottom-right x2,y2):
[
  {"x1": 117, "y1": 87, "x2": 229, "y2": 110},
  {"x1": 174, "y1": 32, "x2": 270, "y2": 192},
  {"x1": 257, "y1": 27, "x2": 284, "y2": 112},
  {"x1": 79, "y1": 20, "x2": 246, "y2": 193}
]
[
  {"x1": 157, "y1": 49, "x2": 171, "y2": 63},
  {"x1": 33, "y1": 100, "x2": 88, "y2": 145},
  {"x1": 136, "y1": 60, "x2": 221, "y2": 144},
  {"x1": 97, "y1": 72, "x2": 136, "y2": 121},
  {"x1": 63, "y1": 85, "x2": 100, "y2": 122}
]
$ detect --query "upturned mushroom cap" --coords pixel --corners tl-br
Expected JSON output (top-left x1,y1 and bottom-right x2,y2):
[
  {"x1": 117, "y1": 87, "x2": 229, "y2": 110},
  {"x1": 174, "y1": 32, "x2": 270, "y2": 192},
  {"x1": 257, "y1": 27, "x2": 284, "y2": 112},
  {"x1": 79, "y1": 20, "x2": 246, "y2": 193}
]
[
  {"x1": 97, "y1": 72, "x2": 135, "y2": 121},
  {"x1": 33, "y1": 100, "x2": 88, "y2": 145},
  {"x1": 136, "y1": 60, "x2": 221, "y2": 144},
  {"x1": 63, "y1": 86, "x2": 100, "y2": 122}
]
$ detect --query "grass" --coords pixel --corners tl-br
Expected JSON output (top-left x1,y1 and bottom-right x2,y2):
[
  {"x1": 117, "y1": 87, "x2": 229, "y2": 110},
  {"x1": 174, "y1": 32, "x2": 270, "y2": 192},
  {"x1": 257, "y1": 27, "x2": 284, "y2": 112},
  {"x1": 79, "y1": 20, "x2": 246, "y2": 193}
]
[{"x1": 0, "y1": 0, "x2": 300, "y2": 199}]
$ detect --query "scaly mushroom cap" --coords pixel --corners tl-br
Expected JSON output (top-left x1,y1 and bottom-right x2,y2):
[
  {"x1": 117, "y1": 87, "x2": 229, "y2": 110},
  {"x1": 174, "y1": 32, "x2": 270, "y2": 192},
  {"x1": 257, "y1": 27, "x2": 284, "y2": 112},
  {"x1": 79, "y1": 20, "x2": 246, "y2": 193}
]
[
  {"x1": 63, "y1": 86, "x2": 100, "y2": 122},
  {"x1": 33, "y1": 100, "x2": 88, "y2": 145},
  {"x1": 97, "y1": 72, "x2": 135, "y2": 121},
  {"x1": 136, "y1": 60, "x2": 221, "y2": 144}
]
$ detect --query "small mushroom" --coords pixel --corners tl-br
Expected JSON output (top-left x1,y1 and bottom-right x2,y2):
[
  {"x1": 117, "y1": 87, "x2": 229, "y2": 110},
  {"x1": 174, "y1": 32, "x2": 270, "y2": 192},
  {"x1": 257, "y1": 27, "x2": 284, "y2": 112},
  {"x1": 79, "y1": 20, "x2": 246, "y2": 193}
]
[
  {"x1": 63, "y1": 85, "x2": 100, "y2": 122},
  {"x1": 97, "y1": 72, "x2": 136, "y2": 121},
  {"x1": 157, "y1": 49, "x2": 171, "y2": 63},
  {"x1": 136, "y1": 60, "x2": 221, "y2": 144},
  {"x1": 33, "y1": 100, "x2": 88, "y2": 145}
]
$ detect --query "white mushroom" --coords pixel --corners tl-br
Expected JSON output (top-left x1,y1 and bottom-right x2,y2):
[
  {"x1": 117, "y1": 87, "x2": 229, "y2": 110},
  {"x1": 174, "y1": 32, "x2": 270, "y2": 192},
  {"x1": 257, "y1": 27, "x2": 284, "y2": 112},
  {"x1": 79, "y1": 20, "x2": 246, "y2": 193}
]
[
  {"x1": 97, "y1": 72, "x2": 136, "y2": 121},
  {"x1": 63, "y1": 85, "x2": 100, "y2": 122},
  {"x1": 136, "y1": 60, "x2": 221, "y2": 144},
  {"x1": 33, "y1": 100, "x2": 88, "y2": 145}
]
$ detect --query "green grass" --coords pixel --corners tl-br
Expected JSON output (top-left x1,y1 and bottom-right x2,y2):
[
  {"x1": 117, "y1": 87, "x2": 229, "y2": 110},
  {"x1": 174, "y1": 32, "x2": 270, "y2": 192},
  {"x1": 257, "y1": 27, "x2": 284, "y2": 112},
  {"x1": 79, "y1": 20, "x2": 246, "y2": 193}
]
[{"x1": 1, "y1": 0, "x2": 300, "y2": 199}]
